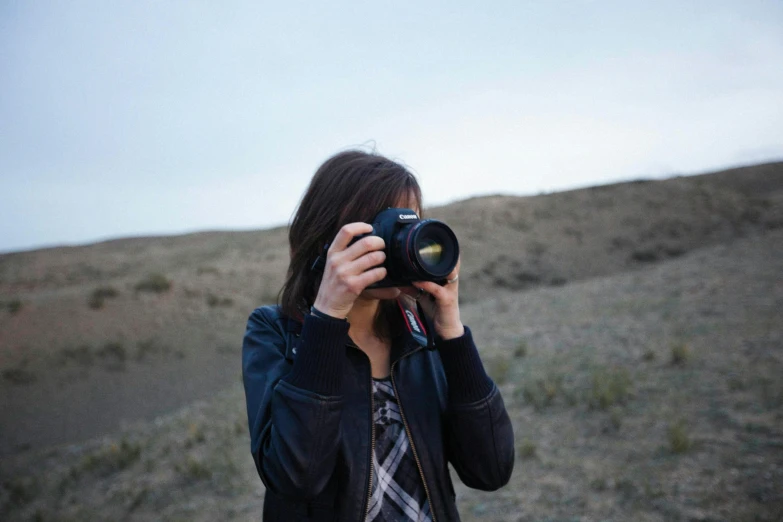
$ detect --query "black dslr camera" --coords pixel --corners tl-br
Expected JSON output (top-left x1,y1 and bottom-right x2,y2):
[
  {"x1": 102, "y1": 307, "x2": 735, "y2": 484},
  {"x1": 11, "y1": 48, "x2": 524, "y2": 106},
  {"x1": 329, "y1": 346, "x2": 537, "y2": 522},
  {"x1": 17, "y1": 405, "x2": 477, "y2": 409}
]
[{"x1": 351, "y1": 208, "x2": 460, "y2": 288}]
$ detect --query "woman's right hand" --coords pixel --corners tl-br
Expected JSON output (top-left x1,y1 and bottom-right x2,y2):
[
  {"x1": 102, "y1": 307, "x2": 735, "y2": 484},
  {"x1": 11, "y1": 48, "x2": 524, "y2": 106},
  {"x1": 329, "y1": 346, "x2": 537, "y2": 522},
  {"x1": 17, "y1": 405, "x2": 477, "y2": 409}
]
[{"x1": 312, "y1": 222, "x2": 387, "y2": 319}]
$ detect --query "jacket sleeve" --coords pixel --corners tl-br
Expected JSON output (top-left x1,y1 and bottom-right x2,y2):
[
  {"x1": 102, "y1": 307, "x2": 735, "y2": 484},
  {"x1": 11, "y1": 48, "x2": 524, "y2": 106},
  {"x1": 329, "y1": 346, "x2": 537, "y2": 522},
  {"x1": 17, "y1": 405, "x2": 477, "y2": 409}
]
[
  {"x1": 241, "y1": 306, "x2": 349, "y2": 499},
  {"x1": 437, "y1": 327, "x2": 515, "y2": 491}
]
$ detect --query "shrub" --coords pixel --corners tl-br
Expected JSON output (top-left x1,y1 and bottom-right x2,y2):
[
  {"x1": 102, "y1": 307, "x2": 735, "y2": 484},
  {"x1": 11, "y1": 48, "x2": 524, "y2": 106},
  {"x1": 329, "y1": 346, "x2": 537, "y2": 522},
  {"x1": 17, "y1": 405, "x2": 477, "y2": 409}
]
[
  {"x1": 98, "y1": 342, "x2": 126, "y2": 360},
  {"x1": 206, "y1": 293, "x2": 234, "y2": 307},
  {"x1": 7, "y1": 299, "x2": 22, "y2": 315},
  {"x1": 260, "y1": 291, "x2": 279, "y2": 304},
  {"x1": 2, "y1": 367, "x2": 36, "y2": 385},
  {"x1": 549, "y1": 276, "x2": 568, "y2": 286},
  {"x1": 671, "y1": 343, "x2": 690, "y2": 365},
  {"x1": 187, "y1": 422, "x2": 206, "y2": 446},
  {"x1": 177, "y1": 457, "x2": 212, "y2": 481},
  {"x1": 234, "y1": 418, "x2": 247, "y2": 436},
  {"x1": 608, "y1": 407, "x2": 624, "y2": 431},
  {"x1": 60, "y1": 345, "x2": 94, "y2": 366},
  {"x1": 521, "y1": 373, "x2": 564, "y2": 410},
  {"x1": 631, "y1": 250, "x2": 658, "y2": 263},
  {"x1": 518, "y1": 438, "x2": 537, "y2": 459},
  {"x1": 80, "y1": 439, "x2": 142, "y2": 475},
  {"x1": 589, "y1": 367, "x2": 631, "y2": 409},
  {"x1": 97, "y1": 342, "x2": 127, "y2": 371},
  {"x1": 668, "y1": 420, "x2": 692, "y2": 454},
  {"x1": 88, "y1": 286, "x2": 119, "y2": 309},
  {"x1": 487, "y1": 357, "x2": 511, "y2": 385},
  {"x1": 134, "y1": 273, "x2": 172, "y2": 293},
  {"x1": 760, "y1": 378, "x2": 783, "y2": 409},
  {"x1": 135, "y1": 338, "x2": 171, "y2": 361},
  {"x1": 3, "y1": 476, "x2": 39, "y2": 506},
  {"x1": 727, "y1": 374, "x2": 746, "y2": 391}
]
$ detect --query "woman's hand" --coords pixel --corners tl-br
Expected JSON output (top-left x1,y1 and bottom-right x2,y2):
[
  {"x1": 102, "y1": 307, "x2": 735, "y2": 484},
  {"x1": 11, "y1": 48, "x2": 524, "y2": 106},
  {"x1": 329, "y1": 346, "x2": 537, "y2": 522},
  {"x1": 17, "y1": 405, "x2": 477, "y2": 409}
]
[
  {"x1": 407, "y1": 259, "x2": 464, "y2": 341},
  {"x1": 313, "y1": 223, "x2": 387, "y2": 319}
]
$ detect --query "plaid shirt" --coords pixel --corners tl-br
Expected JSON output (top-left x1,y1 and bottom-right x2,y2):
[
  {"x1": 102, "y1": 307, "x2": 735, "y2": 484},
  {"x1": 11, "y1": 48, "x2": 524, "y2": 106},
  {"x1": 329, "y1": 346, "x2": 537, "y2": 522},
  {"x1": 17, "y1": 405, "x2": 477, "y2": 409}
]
[{"x1": 365, "y1": 377, "x2": 432, "y2": 522}]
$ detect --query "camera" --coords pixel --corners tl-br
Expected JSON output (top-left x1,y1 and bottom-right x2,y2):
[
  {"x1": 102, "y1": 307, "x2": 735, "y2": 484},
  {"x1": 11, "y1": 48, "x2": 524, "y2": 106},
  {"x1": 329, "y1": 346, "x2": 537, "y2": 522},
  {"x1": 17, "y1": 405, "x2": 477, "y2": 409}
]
[{"x1": 351, "y1": 208, "x2": 460, "y2": 288}]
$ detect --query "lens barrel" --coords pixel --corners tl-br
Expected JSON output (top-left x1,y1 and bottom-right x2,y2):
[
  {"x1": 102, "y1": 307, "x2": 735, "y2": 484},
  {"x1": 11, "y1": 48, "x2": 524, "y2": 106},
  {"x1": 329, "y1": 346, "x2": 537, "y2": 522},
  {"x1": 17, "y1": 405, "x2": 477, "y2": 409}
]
[{"x1": 394, "y1": 219, "x2": 459, "y2": 281}]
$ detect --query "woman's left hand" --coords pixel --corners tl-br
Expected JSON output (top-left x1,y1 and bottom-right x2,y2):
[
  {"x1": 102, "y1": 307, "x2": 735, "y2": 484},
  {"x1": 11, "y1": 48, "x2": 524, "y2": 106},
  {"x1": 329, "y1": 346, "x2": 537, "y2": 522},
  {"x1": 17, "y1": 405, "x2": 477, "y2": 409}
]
[{"x1": 403, "y1": 258, "x2": 464, "y2": 340}]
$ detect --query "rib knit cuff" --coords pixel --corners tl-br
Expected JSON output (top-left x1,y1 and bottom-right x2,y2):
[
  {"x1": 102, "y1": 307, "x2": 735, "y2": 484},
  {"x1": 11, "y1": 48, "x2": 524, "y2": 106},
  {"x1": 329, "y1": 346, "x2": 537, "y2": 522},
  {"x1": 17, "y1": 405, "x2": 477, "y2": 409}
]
[
  {"x1": 284, "y1": 313, "x2": 350, "y2": 396},
  {"x1": 437, "y1": 326, "x2": 495, "y2": 404}
]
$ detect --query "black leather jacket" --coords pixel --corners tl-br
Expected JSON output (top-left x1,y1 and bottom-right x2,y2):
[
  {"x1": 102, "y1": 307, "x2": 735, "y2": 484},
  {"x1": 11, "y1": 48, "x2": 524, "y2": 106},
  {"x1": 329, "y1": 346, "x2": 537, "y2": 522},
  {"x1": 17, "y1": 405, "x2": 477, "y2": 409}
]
[{"x1": 242, "y1": 301, "x2": 514, "y2": 521}]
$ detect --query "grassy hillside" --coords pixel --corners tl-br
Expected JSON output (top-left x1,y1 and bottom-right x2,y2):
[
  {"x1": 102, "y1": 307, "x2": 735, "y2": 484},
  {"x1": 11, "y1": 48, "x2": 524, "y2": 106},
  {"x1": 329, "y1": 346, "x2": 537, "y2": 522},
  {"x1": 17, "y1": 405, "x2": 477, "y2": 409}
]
[
  {"x1": 1, "y1": 228, "x2": 780, "y2": 521},
  {"x1": 0, "y1": 161, "x2": 781, "y2": 520},
  {"x1": 429, "y1": 162, "x2": 782, "y2": 302}
]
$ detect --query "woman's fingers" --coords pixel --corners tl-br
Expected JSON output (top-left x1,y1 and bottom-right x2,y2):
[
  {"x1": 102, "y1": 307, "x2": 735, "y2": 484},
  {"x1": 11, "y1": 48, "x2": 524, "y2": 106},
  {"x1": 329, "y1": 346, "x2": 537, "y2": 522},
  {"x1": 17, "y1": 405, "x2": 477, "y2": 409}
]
[
  {"x1": 348, "y1": 249, "x2": 386, "y2": 275},
  {"x1": 314, "y1": 223, "x2": 391, "y2": 318},
  {"x1": 398, "y1": 286, "x2": 420, "y2": 298},
  {"x1": 329, "y1": 222, "x2": 374, "y2": 252},
  {"x1": 412, "y1": 278, "x2": 464, "y2": 340},
  {"x1": 354, "y1": 266, "x2": 387, "y2": 289},
  {"x1": 341, "y1": 235, "x2": 385, "y2": 262},
  {"x1": 412, "y1": 280, "x2": 448, "y2": 300},
  {"x1": 446, "y1": 257, "x2": 461, "y2": 282},
  {"x1": 410, "y1": 256, "x2": 460, "y2": 303}
]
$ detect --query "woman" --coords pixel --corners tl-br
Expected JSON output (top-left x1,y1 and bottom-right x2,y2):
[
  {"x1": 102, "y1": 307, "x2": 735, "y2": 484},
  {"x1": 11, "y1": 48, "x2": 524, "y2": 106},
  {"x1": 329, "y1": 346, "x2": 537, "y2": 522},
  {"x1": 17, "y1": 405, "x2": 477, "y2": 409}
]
[{"x1": 242, "y1": 150, "x2": 514, "y2": 521}]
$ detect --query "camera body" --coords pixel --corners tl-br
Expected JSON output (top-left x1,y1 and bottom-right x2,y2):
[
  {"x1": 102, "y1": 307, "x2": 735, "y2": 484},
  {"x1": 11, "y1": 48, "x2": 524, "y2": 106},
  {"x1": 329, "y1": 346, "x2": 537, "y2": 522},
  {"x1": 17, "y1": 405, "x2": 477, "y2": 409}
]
[{"x1": 352, "y1": 208, "x2": 460, "y2": 288}]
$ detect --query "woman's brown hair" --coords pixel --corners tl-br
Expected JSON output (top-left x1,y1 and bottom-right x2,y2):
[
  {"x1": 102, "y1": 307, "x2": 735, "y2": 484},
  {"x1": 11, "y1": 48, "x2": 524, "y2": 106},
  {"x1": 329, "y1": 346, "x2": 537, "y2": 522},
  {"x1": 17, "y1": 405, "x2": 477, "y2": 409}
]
[{"x1": 279, "y1": 150, "x2": 423, "y2": 336}]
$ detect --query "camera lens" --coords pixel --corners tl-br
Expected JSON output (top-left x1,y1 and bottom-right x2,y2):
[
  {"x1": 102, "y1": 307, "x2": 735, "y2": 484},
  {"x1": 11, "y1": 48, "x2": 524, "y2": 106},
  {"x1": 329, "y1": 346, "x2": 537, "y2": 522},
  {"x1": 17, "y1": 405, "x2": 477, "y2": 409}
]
[
  {"x1": 417, "y1": 239, "x2": 443, "y2": 265},
  {"x1": 396, "y1": 219, "x2": 459, "y2": 280}
]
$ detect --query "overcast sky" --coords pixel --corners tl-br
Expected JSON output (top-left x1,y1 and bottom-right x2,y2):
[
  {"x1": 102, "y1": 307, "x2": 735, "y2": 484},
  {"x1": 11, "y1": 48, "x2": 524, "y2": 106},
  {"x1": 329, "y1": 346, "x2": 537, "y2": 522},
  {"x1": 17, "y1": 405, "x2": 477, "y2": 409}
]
[{"x1": 2, "y1": 1, "x2": 782, "y2": 253}]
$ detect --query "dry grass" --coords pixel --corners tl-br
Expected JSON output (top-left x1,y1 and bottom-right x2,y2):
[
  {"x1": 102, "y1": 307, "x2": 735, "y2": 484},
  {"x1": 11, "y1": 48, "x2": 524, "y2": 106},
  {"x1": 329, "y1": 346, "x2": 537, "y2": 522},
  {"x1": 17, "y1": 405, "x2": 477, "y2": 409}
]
[
  {"x1": 60, "y1": 344, "x2": 94, "y2": 366},
  {"x1": 1, "y1": 162, "x2": 782, "y2": 521},
  {"x1": 517, "y1": 439, "x2": 537, "y2": 459},
  {"x1": 670, "y1": 342, "x2": 691, "y2": 365},
  {"x1": 96, "y1": 342, "x2": 127, "y2": 371},
  {"x1": 520, "y1": 372, "x2": 565, "y2": 410},
  {"x1": 134, "y1": 273, "x2": 172, "y2": 293},
  {"x1": 2, "y1": 367, "x2": 36, "y2": 385},
  {"x1": 7, "y1": 299, "x2": 23, "y2": 315},
  {"x1": 88, "y1": 286, "x2": 119, "y2": 309},
  {"x1": 668, "y1": 420, "x2": 692, "y2": 454},
  {"x1": 486, "y1": 357, "x2": 512, "y2": 385},
  {"x1": 78, "y1": 439, "x2": 142, "y2": 476},
  {"x1": 206, "y1": 294, "x2": 234, "y2": 307},
  {"x1": 589, "y1": 366, "x2": 632, "y2": 410}
]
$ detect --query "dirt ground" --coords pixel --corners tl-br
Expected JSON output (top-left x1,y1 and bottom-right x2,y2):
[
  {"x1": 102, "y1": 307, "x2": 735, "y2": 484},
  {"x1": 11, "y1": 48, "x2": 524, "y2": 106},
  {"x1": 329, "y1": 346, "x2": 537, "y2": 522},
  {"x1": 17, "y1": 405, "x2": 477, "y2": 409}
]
[{"x1": 1, "y1": 162, "x2": 781, "y2": 521}]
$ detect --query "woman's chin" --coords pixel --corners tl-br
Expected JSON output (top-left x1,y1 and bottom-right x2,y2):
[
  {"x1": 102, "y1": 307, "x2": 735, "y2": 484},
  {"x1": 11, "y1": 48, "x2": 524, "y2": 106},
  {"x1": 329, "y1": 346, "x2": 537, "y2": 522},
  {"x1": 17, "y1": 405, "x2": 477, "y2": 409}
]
[{"x1": 360, "y1": 287, "x2": 402, "y2": 301}]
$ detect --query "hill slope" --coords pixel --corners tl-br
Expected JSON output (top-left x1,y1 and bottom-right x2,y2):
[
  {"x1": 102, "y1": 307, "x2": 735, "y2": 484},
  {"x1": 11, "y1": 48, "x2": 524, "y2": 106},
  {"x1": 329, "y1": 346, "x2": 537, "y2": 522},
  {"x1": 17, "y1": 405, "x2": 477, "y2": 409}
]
[
  {"x1": 429, "y1": 161, "x2": 782, "y2": 301},
  {"x1": 0, "y1": 161, "x2": 781, "y2": 455},
  {"x1": 2, "y1": 225, "x2": 781, "y2": 521}
]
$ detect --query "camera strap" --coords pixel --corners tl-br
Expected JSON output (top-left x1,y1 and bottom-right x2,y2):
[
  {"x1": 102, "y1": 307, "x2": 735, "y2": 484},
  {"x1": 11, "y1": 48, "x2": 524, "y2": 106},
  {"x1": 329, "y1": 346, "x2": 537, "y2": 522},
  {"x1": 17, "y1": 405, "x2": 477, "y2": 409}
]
[
  {"x1": 395, "y1": 297, "x2": 430, "y2": 349},
  {"x1": 310, "y1": 242, "x2": 330, "y2": 273}
]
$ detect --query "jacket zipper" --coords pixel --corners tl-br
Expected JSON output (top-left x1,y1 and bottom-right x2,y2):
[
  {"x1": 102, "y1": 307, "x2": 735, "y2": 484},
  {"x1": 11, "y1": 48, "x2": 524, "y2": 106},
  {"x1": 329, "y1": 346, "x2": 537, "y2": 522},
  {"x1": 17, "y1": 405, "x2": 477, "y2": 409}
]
[
  {"x1": 364, "y1": 371, "x2": 376, "y2": 521},
  {"x1": 391, "y1": 354, "x2": 438, "y2": 522},
  {"x1": 350, "y1": 341, "x2": 376, "y2": 522}
]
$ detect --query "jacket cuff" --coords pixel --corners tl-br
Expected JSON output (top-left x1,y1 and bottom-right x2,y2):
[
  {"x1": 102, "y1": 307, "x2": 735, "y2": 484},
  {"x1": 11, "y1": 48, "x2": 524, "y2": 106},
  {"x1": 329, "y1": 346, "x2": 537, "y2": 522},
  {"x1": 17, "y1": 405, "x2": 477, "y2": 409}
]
[
  {"x1": 437, "y1": 326, "x2": 495, "y2": 404},
  {"x1": 284, "y1": 313, "x2": 349, "y2": 396}
]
